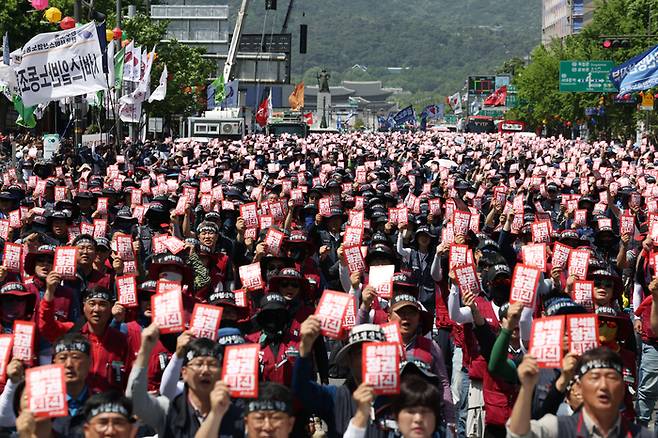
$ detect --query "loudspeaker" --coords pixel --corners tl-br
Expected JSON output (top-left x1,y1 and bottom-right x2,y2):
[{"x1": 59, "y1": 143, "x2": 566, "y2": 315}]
[
  {"x1": 265, "y1": 0, "x2": 277, "y2": 10},
  {"x1": 300, "y1": 24, "x2": 307, "y2": 54}
]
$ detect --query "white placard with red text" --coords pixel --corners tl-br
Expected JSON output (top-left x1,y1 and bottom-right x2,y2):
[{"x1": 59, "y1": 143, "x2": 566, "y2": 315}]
[
  {"x1": 315, "y1": 290, "x2": 352, "y2": 339},
  {"x1": 567, "y1": 314, "x2": 599, "y2": 354},
  {"x1": 509, "y1": 264, "x2": 541, "y2": 308},
  {"x1": 362, "y1": 342, "x2": 400, "y2": 395},
  {"x1": 26, "y1": 365, "x2": 68, "y2": 418},
  {"x1": 152, "y1": 288, "x2": 185, "y2": 334},
  {"x1": 529, "y1": 316, "x2": 564, "y2": 368},
  {"x1": 190, "y1": 304, "x2": 223, "y2": 341},
  {"x1": 222, "y1": 344, "x2": 260, "y2": 398}
]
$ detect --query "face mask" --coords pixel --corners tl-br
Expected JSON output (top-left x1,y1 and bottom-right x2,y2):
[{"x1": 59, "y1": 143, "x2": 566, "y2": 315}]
[
  {"x1": 160, "y1": 271, "x2": 183, "y2": 283},
  {"x1": 261, "y1": 313, "x2": 286, "y2": 334},
  {"x1": 490, "y1": 284, "x2": 509, "y2": 305},
  {"x1": 222, "y1": 217, "x2": 236, "y2": 233}
]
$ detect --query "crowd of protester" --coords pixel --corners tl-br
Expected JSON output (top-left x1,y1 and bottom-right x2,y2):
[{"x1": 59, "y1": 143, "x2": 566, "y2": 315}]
[{"x1": 0, "y1": 130, "x2": 654, "y2": 438}]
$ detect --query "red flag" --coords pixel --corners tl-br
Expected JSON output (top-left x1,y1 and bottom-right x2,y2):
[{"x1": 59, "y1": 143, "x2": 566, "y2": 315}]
[
  {"x1": 256, "y1": 90, "x2": 271, "y2": 127},
  {"x1": 304, "y1": 112, "x2": 314, "y2": 126},
  {"x1": 483, "y1": 85, "x2": 507, "y2": 106}
]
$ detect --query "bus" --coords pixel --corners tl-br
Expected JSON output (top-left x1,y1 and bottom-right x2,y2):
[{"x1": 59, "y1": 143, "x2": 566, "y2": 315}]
[
  {"x1": 465, "y1": 116, "x2": 496, "y2": 133},
  {"x1": 498, "y1": 120, "x2": 527, "y2": 134}
]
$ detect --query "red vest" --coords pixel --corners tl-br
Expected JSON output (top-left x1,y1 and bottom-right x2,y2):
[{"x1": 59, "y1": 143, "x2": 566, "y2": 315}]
[
  {"x1": 636, "y1": 295, "x2": 657, "y2": 343},
  {"x1": 483, "y1": 365, "x2": 518, "y2": 426},
  {"x1": 246, "y1": 332, "x2": 300, "y2": 386},
  {"x1": 434, "y1": 279, "x2": 453, "y2": 329},
  {"x1": 125, "y1": 321, "x2": 172, "y2": 392},
  {"x1": 407, "y1": 335, "x2": 434, "y2": 365},
  {"x1": 462, "y1": 296, "x2": 499, "y2": 380}
]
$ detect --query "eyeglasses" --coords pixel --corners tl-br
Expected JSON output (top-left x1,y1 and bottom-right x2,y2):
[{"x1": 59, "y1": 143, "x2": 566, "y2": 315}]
[
  {"x1": 249, "y1": 412, "x2": 289, "y2": 427},
  {"x1": 89, "y1": 417, "x2": 132, "y2": 432},
  {"x1": 279, "y1": 281, "x2": 299, "y2": 288},
  {"x1": 186, "y1": 360, "x2": 220, "y2": 371}
]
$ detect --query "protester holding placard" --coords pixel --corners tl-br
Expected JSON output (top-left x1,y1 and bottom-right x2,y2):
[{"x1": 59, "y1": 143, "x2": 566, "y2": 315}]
[
  {"x1": 38, "y1": 285, "x2": 133, "y2": 393},
  {"x1": 356, "y1": 293, "x2": 455, "y2": 427},
  {"x1": 507, "y1": 347, "x2": 651, "y2": 438},
  {"x1": 65, "y1": 235, "x2": 112, "y2": 306},
  {"x1": 395, "y1": 224, "x2": 439, "y2": 310},
  {"x1": 127, "y1": 323, "x2": 245, "y2": 438},
  {"x1": 313, "y1": 207, "x2": 345, "y2": 291},
  {"x1": 5, "y1": 123, "x2": 658, "y2": 437},
  {"x1": 293, "y1": 319, "x2": 389, "y2": 437}
]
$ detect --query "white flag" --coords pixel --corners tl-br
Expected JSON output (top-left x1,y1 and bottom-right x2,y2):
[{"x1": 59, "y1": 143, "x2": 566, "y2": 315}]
[
  {"x1": 119, "y1": 100, "x2": 141, "y2": 123},
  {"x1": 122, "y1": 40, "x2": 134, "y2": 81},
  {"x1": 131, "y1": 46, "x2": 142, "y2": 82},
  {"x1": 148, "y1": 65, "x2": 167, "y2": 103},
  {"x1": 14, "y1": 22, "x2": 107, "y2": 107},
  {"x1": 449, "y1": 92, "x2": 462, "y2": 115},
  {"x1": 135, "y1": 48, "x2": 154, "y2": 100},
  {"x1": 106, "y1": 40, "x2": 115, "y2": 91}
]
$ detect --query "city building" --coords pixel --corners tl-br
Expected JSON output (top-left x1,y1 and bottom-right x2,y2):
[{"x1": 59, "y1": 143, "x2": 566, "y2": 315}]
[
  {"x1": 150, "y1": 0, "x2": 230, "y2": 75},
  {"x1": 151, "y1": 0, "x2": 290, "y2": 83},
  {"x1": 541, "y1": 0, "x2": 596, "y2": 45}
]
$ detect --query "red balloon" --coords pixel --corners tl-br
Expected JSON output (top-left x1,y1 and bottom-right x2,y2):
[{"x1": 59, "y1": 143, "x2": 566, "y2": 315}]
[
  {"x1": 60, "y1": 16, "x2": 76, "y2": 30},
  {"x1": 112, "y1": 27, "x2": 122, "y2": 40}
]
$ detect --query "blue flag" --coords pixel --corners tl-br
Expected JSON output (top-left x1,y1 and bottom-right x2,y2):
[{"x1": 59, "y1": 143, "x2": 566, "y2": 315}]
[
  {"x1": 618, "y1": 45, "x2": 658, "y2": 96},
  {"x1": 610, "y1": 45, "x2": 657, "y2": 90},
  {"x1": 393, "y1": 105, "x2": 416, "y2": 126},
  {"x1": 224, "y1": 80, "x2": 239, "y2": 107},
  {"x1": 2, "y1": 33, "x2": 9, "y2": 66}
]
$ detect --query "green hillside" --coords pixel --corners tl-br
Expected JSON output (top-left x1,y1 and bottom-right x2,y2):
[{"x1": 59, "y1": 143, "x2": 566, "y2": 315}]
[{"x1": 227, "y1": 0, "x2": 541, "y2": 99}]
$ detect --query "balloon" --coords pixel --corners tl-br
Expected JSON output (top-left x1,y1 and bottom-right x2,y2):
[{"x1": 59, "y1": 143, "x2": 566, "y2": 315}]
[
  {"x1": 112, "y1": 27, "x2": 123, "y2": 40},
  {"x1": 44, "y1": 7, "x2": 62, "y2": 23},
  {"x1": 60, "y1": 17, "x2": 76, "y2": 30},
  {"x1": 106, "y1": 29, "x2": 114, "y2": 42},
  {"x1": 30, "y1": 0, "x2": 48, "y2": 11}
]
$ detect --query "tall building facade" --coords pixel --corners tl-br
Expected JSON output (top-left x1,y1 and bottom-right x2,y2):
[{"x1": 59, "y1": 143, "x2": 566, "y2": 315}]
[
  {"x1": 541, "y1": 0, "x2": 596, "y2": 45},
  {"x1": 150, "y1": 0, "x2": 230, "y2": 75}
]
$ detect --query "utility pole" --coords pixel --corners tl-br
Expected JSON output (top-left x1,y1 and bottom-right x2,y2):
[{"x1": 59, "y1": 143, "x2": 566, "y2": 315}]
[
  {"x1": 73, "y1": 0, "x2": 83, "y2": 152},
  {"x1": 115, "y1": 0, "x2": 122, "y2": 151}
]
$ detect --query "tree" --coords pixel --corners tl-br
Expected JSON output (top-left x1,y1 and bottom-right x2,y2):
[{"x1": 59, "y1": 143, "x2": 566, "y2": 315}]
[
  {"x1": 506, "y1": 0, "x2": 658, "y2": 139},
  {"x1": 122, "y1": 13, "x2": 215, "y2": 129}
]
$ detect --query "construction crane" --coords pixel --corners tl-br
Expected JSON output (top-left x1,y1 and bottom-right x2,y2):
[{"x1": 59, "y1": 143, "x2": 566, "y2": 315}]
[
  {"x1": 223, "y1": 0, "x2": 251, "y2": 81},
  {"x1": 281, "y1": 0, "x2": 294, "y2": 33}
]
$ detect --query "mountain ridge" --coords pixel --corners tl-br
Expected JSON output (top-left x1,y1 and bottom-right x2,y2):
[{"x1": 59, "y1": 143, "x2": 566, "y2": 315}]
[{"x1": 225, "y1": 0, "x2": 541, "y2": 96}]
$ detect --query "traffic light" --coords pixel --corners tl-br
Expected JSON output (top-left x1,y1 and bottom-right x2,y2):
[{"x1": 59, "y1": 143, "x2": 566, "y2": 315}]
[
  {"x1": 265, "y1": 0, "x2": 277, "y2": 10},
  {"x1": 601, "y1": 38, "x2": 630, "y2": 49}
]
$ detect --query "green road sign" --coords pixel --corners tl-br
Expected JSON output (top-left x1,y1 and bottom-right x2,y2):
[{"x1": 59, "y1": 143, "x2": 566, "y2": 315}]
[
  {"x1": 476, "y1": 109, "x2": 505, "y2": 118},
  {"x1": 444, "y1": 114, "x2": 458, "y2": 124},
  {"x1": 559, "y1": 60, "x2": 617, "y2": 93},
  {"x1": 506, "y1": 85, "x2": 518, "y2": 108}
]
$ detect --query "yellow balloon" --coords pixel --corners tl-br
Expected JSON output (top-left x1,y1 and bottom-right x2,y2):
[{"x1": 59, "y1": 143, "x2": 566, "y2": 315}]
[
  {"x1": 105, "y1": 29, "x2": 114, "y2": 42},
  {"x1": 44, "y1": 7, "x2": 62, "y2": 23}
]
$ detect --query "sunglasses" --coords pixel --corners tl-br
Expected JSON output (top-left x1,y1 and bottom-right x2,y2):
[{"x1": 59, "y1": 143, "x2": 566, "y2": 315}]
[
  {"x1": 491, "y1": 277, "x2": 511, "y2": 287},
  {"x1": 594, "y1": 279, "x2": 614, "y2": 289},
  {"x1": 600, "y1": 320, "x2": 618, "y2": 329}
]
